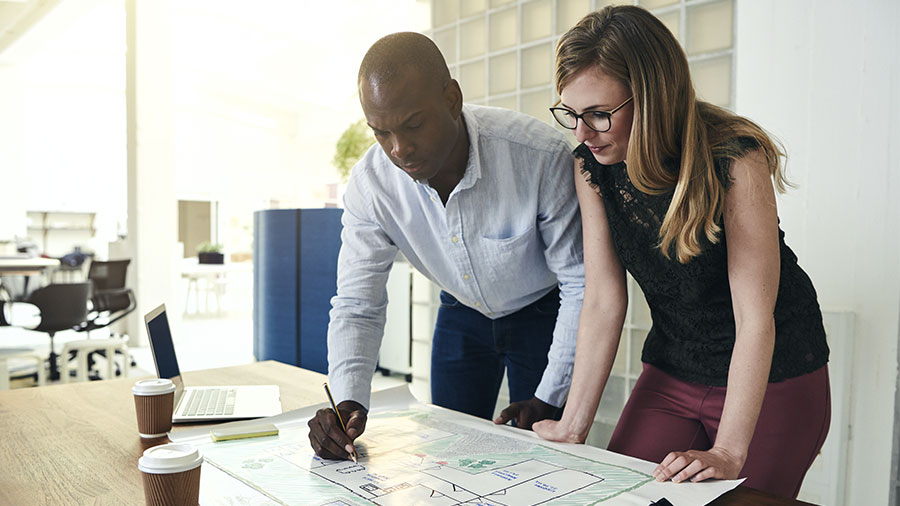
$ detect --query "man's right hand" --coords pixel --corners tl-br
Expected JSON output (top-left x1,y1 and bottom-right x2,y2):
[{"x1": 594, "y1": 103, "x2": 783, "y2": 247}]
[{"x1": 307, "y1": 400, "x2": 368, "y2": 460}]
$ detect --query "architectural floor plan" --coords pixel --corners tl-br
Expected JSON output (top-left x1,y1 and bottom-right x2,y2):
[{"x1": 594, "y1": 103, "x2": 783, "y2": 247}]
[
  {"x1": 182, "y1": 387, "x2": 742, "y2": 506},
  {"x1": 201, "y1": 408, "x2": 644, "y2": 505}
]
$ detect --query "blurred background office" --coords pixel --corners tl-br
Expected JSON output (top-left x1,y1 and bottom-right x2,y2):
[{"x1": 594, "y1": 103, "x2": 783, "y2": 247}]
[{"x1": 0, "y1": 1, "x2": 897, "y2": 505}]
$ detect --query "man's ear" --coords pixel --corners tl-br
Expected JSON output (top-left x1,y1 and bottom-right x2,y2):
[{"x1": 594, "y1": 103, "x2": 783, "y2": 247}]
[{"x1": 444, "y1": 79, "x2": 463, "y2": 119}]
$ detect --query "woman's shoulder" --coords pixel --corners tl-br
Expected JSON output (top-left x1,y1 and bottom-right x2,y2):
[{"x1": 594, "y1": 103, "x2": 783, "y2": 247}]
[{"x1": 712, "y1": 135, "x2": 764, "y2": 190}]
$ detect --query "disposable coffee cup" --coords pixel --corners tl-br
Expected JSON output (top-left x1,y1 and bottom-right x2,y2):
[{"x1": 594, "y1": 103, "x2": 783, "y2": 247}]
[
  {"x1": 138, "y1": 443, "x2": 203, "y2": 506},
  {"x1": 132, "y1": 378, "x2": 176, "y2": 438}
]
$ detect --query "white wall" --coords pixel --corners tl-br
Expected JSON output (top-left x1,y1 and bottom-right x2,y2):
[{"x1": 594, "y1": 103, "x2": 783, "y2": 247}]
[
  {"x1": 0, "y1": 1, "x2": 125, "y2": 248},
  {"x1": 735, "y1": 0, "x2": 900, "y2": 503}
]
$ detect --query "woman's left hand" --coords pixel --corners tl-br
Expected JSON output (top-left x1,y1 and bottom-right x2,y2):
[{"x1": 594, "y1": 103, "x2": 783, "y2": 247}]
[{"x1": 653, "y1": 446, "x2": 745, "y2": 483}]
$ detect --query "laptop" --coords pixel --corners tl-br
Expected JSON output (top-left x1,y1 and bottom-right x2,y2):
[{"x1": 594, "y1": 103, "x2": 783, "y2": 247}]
[{"x1": 144, "y1": 303, "x2": 282, "y2": 423}]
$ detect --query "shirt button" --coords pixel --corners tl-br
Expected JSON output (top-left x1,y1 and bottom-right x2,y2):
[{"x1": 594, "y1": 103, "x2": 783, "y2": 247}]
[
  {"x1": 475, "y1": 302, "x2": 481, "y2": 307},
  {"x1": 451, "y1": 236, "x2": 459, "y2": 243},
  {"x1": 430, "y1": 196, "x2": 436, "y2": 202},
  {"x1": 463, "y1": 274, "x2": 470, "y2": 280}
]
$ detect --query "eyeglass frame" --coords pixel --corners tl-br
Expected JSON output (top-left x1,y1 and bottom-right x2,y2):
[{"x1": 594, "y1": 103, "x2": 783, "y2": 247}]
[{"x1": 549, "y1": 96, "x2": 634, "y2": 133}]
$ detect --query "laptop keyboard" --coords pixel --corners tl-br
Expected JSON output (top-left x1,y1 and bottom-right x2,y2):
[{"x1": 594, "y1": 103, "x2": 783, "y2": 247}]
[{"x1": 182, "y1": 388, "x2": 237, "y2": 417}]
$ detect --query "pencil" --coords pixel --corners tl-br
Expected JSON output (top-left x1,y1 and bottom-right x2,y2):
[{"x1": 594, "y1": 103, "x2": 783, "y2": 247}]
[{"x1": 323, "y1": 382, "x2": 358, "y2": 463}]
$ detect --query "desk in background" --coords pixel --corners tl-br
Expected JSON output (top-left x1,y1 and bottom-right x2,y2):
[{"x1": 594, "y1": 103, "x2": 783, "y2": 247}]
[
  {"x1": 0, "y1": 256, "x2": 59, "y2": 276},
  {"x1": 0, "y1": 256, "x2": 61, "y2": 274},
  {"x1": 0, "y1": 256, "x2": 60, "y2": 300},
  {"x1": 0, "y1": 361, "x2": 814, "y2": 506}
]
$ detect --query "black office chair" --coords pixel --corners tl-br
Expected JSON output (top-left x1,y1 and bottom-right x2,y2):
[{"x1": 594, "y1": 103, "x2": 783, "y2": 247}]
[
  {"x1": 74, "y1": 259, "x2": 136, "y2": 378},
  {"x1": 86, "y1": 259, "x2": 129, "y2": 291},
  {"x1": 26, "y1": 282, "x2": 91, "y2": 381},
  {"x1": 78, "y1": 260, "x2": 136, "y2": 332}
]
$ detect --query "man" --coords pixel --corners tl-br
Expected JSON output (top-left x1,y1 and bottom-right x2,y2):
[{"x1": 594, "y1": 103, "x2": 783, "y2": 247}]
[{"x1": 308, "y1": 32, "x2": 584, "y2": 460}]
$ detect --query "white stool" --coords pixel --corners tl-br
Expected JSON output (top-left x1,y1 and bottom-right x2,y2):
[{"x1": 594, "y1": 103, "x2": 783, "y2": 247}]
[
  {"x1": 0, "y1": 348, "x2": 47, "y2": 390},
  {"x1": 60, "y1": 337, "x2": 130, "y2": 383},
  {"x1": 183, "y1": 272, "x2": 226, "y2": 315}
]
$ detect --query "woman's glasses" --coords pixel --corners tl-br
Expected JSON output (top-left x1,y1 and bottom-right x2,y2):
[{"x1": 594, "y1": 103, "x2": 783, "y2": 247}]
[{"x1": 549, "y1": 96, "x2": 633, "y2": 133}]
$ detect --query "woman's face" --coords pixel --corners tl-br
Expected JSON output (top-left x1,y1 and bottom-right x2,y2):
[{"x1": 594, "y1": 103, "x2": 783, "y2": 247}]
[{"x1": 559, "y1": 68, "x2": 634, "y2": 165}]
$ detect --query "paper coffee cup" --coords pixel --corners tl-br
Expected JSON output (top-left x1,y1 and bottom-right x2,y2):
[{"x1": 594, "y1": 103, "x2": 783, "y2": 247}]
[
  {"x1": 132, "y1": 379, "x2": 176, "y2": 438},
  {"x1": 138, "y1": 443, "x2": 203, "y2": 506}
]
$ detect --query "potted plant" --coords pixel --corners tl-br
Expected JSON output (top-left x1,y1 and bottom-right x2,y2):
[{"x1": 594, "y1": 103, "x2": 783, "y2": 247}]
[
  {"x1": 197, "y1": 241, "x2": 224, "y2": 264},
  {"x1": 333, "y1": 119, "x2": 374, "y2": 182}
]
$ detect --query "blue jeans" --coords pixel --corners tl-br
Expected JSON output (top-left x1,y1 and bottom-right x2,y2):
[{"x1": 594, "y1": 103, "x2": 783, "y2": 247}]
[{"x1": 430, "y1": 288, "x2": 560, "y2": 420}]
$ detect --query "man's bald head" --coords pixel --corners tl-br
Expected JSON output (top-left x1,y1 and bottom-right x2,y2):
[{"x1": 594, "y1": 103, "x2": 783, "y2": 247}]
[
  {"x1": 358, "y1": 32, "x2": 451, "y2": 93},
  {"x1": 356, "y1": 32, "x2": 466, "y2": 187}
]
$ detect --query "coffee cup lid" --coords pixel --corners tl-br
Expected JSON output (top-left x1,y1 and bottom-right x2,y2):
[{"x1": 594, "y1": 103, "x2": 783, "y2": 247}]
[
  {"x1": 132, "y1": 378, "x2": 176, "y2": 396},
  {"x1": 138, "y1": 443, "x2": 203, "y2": 474}
]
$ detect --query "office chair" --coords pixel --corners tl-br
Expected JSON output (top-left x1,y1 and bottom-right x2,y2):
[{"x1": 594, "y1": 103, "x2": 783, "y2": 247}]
[
  {"x1": 25, "y1": 282, "x2": 91, "y2": 381},
  {"x1": 74, "y1": 259, "x2": 136, "y2": 379},
  {"x1": 85, "y1": 259, "x2": 129, "y2": 292},
  {"x1": 78, "y1": 260, "x2": 136, "y2": 332}
]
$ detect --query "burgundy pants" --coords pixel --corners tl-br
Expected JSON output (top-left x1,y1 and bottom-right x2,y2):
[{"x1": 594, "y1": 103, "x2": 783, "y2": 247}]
[{"x1": 607, "y1": 364, "x2": 830, "y2": 498}]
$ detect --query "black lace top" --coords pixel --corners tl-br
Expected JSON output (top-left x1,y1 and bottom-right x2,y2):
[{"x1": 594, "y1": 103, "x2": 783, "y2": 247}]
[{"x1": 574, "y1": 141, "x2": 829, "y2": 385}]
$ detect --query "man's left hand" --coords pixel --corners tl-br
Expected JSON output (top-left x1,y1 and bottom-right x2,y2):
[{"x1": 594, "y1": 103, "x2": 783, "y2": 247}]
[{"x1": 493, "y1": 396, "x2": 559, "y2": 430}]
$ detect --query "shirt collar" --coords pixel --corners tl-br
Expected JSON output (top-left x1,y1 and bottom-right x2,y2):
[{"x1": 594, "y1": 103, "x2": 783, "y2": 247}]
[{"x1": 455, "y1": 105, "x2": 482, "y2": 191}]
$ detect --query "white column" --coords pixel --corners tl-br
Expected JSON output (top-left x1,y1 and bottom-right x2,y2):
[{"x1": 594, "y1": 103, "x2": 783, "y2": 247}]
[{"x1": 124, "y1": 0, "x2": 179, "y2": 345}]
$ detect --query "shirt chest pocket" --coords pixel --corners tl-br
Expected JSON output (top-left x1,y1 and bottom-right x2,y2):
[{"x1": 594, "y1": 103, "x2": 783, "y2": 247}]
[{"x1": 479, "y1": 225, "x2": 542, "y2": 285}]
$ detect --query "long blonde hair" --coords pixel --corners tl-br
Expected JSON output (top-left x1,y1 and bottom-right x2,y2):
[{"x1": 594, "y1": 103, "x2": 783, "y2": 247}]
[{"x1": 556, "y1": 6, "x2": 787, "y2": 263}]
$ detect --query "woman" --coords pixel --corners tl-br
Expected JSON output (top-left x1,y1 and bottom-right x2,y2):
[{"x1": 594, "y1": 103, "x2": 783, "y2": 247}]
[{"x1": 532, "y1": 6, "x2": 830, "y2": 498}]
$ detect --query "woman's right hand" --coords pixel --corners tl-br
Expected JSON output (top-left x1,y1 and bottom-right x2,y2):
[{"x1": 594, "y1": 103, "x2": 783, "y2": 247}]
[{"x1": 532, "y1": 417, "x2": 588, "y2": 444}]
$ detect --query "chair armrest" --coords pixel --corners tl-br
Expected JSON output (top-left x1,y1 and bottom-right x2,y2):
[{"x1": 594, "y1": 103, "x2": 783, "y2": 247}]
[{"x1": 76, "y1": 288, "x2": 136, "y2": 332}]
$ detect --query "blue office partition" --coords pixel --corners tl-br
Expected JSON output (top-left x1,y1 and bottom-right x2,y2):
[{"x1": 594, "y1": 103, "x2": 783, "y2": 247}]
[{"x1": 253, "y1": 208, "x2": 343, "y2": 374}]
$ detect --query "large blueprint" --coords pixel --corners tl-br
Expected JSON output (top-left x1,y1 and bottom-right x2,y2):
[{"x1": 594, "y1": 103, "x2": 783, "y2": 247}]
[{"x1": 172, "y1": 386, "x2": 741, "y2": 506}]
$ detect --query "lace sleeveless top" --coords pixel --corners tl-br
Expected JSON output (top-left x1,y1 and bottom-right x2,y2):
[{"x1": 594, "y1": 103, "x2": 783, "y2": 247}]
[{"x1": 574, "y1": 141, "x2": 829, "y2": 385}]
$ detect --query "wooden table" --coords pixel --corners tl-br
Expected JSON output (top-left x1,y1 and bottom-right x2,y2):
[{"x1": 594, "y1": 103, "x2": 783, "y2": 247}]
[{"x1": 0, "y1": 361, "x2": 812, "y2": 506}]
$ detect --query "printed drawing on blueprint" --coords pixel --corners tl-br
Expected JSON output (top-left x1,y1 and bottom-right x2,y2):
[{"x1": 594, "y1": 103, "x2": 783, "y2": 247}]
[{"x1": 197, "y1": 408, "x2": 653, "y2": 506}]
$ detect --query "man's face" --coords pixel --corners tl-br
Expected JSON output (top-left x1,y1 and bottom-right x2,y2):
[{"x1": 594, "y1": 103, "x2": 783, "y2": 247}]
[{"x1": 359, "y1": 70, "x2": 461, "y2": 182}]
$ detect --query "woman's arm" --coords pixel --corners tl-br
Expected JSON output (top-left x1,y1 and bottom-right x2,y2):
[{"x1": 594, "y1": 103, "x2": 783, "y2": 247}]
[
  {"x1": 533, "y1": 159, "x2": 628, "y2": 443},
  {"x1": 654, "y1": 148, "x2": 780, "y2": 483}
]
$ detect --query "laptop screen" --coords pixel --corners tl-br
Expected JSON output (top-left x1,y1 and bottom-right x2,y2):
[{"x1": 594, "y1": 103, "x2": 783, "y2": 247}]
[{"x1": 144, "y1": 304, "x2": 185, "y2": 399}]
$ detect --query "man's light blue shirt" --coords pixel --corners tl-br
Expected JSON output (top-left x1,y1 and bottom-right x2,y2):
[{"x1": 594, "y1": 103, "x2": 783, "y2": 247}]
[{"x1": 327, "y1": 104, "x2": 585, "y2": 409}]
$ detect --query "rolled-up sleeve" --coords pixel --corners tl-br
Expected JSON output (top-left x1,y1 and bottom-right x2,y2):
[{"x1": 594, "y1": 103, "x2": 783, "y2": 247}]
[
  {"x1": 533, "y1": 140, "x2": 584, "y2": 407},
  {"x1": 326, "y1": 170, "x2": 399, "y2": 410}
]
